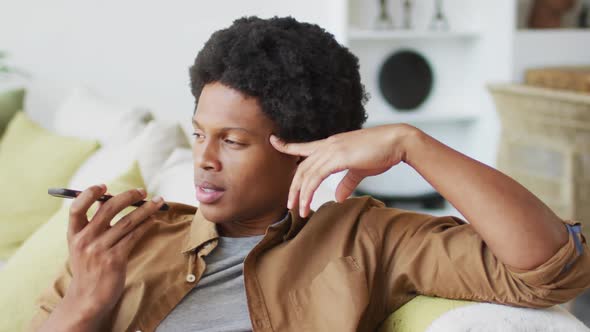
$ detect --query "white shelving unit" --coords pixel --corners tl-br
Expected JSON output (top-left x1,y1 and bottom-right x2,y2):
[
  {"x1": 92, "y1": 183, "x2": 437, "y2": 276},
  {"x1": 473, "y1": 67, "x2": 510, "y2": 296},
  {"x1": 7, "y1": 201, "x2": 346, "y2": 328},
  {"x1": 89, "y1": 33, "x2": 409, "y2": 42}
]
[
  {"x1": 339, "y1": 0, "x2": 588, "y2": 218},
  {"x1": 347, "y1": 28, "x2": 480, "y2": 40},
  {"x1": 340, "y1": 0, "x2": 516, "y2": 218},
  {"x1": 363, "y1": 108, "x2": 480, "y2": 126}
]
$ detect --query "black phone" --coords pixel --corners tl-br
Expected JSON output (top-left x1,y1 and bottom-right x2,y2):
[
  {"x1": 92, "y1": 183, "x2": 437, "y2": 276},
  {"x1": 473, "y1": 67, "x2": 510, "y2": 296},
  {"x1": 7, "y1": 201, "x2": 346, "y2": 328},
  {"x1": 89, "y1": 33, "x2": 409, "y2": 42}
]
[{"x1": 48, "y1": 188, "x2": 170, "y2": 211}]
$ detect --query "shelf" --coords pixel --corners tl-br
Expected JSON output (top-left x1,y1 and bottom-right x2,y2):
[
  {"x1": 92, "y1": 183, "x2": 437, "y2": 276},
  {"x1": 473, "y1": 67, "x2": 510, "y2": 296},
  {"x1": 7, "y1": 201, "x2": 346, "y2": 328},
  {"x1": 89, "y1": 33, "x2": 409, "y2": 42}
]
[
  {"x1": 515, "y1": 29, "x2": 590, "y2": 40},
  {"x1": 348, "y1": 28, "x2": 481, "y2": 41},
  {"x1": 516, "y1": 28, "x2": 590, "y2": 34},
  {"x1": 364, "y1": 110, "x2": 481, "y2": 126}
]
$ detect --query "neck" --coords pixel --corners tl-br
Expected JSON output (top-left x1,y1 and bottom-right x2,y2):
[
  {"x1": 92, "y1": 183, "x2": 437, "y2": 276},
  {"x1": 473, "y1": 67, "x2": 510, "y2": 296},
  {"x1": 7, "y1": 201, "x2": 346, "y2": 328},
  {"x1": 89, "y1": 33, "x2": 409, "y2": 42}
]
[{"x1": 217, "y1": 208, "x2": 288, "y2": 237}]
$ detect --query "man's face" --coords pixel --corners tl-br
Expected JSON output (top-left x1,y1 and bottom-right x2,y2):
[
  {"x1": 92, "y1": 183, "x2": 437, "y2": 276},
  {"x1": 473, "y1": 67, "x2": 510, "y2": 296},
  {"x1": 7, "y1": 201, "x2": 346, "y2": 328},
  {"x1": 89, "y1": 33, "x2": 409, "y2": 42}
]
[{"x1": 192, "y1": 82, "x2": 298, "y2": 224}]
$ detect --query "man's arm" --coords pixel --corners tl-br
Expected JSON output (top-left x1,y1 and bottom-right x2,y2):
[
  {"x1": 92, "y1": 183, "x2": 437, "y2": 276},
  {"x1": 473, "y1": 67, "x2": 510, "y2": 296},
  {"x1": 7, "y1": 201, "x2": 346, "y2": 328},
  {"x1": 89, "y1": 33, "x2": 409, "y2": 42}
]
[
  {"x1": 402, "y1": 128, "x2": 568, "y2": 270},
  {"x1": 271, "y1": 124, "x2": 589, "y2": 307},
  {"x1": 271, "y1": 124, "x2": 569, "y2": 269}
]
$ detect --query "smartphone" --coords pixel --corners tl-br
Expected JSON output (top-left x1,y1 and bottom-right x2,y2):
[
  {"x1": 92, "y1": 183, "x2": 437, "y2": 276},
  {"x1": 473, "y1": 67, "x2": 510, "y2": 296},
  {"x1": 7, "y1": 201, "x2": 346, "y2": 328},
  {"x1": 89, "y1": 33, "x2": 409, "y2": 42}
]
[{"x1": 48, "y1": 188, "x2": 170, "y2": 211}]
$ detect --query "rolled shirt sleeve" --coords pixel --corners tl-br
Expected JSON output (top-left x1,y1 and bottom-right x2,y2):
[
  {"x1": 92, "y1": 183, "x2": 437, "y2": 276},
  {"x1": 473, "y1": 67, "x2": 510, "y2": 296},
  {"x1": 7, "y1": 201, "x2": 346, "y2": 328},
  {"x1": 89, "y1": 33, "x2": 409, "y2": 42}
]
[
  {"x1": 362, "y1": 205, "x2": 590, "y2": 311},
  {"x1": 26, "y1": 261, "x2": 72, "y2": 332},
  {"x1": 504, "y1": 220, "x2": 589, "y2": 304}
]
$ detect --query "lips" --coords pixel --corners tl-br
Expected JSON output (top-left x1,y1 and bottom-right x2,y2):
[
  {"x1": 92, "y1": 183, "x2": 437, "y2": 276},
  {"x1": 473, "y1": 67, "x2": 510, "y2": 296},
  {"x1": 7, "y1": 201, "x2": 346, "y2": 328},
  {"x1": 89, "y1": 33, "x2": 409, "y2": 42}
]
[{"x1": 195, "y1": 181, "x2": 225, "y2": 204}]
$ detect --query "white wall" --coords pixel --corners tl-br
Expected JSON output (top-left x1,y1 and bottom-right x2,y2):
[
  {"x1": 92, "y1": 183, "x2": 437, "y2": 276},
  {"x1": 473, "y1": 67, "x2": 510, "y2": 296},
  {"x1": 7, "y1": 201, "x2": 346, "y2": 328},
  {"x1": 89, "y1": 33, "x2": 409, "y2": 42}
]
[
  {"x1": 512, "y1": 30, "x2": 590, "y2": 82},
  {"x1": 468, "y1": 0, "x2": 516, "y2": 166},
  {"x1": 0, "y1": 0, "x2": 343, "y2": 132},
  {"x1": 4, "y1": 0, "x2": 586, "y2": 169}
]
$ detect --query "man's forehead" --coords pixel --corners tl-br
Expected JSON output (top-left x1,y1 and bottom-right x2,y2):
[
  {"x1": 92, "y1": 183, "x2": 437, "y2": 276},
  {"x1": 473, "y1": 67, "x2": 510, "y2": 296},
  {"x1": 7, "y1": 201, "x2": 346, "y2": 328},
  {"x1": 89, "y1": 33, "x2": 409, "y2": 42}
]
[{"x1": 191, "y1": 116, "x2": 257, "y2": 136}]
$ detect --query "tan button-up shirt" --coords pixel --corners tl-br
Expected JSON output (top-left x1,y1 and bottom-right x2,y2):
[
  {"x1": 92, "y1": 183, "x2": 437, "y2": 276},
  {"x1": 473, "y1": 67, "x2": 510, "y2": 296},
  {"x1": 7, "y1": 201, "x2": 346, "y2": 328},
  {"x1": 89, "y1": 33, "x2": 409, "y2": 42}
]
[{"x1": 28, "y1": 196, "x2": 590, "y2": 332}]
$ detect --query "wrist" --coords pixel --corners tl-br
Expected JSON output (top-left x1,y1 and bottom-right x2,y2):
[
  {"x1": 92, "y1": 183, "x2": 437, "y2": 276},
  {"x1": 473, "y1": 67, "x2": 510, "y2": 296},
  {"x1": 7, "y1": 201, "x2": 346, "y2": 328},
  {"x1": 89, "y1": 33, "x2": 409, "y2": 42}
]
[
  {"x1": 391, "y1": 123, "x2": 424, "y2": 164},
  {"x1": 61, "y1": 291, "x2": 106, "y2": 325},
  {"x1": 38, "y1": 294, "x2": 105, "y2": 332}
]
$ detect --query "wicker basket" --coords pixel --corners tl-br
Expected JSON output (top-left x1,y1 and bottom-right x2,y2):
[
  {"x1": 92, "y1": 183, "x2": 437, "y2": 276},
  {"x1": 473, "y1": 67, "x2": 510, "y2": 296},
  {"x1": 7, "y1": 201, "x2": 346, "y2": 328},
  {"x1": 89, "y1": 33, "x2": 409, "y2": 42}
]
[
  {"x1": 488, "y1": 84, "x2": 590, "y2": 240},
  {"x1": 525, "y1": 66, "x2": 590, "y2": 93}
]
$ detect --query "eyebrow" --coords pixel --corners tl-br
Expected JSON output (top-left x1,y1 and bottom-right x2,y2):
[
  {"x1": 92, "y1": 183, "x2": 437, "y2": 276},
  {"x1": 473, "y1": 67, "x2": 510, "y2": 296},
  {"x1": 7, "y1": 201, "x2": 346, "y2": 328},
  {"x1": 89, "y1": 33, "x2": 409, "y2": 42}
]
[{"x1": 192, "y1": 118, "x2": 254, "y2": 135}]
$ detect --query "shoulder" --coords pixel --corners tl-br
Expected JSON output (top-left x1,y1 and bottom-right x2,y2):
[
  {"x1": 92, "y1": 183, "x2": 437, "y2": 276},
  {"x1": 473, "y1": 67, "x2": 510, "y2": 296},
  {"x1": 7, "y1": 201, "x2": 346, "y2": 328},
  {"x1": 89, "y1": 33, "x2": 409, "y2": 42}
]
[
  {"x1": 309, "y1": 196, "x2": 408, "y2": 237},
  {"x1": 314, "y1": 195, "x2": 385, "y2": 215},
  {"x1": 314, "y1": 195, "x2": 417, "y2": 223},
  {"x1": 314, "y1": 195, "x2": 466, "y2": 239}
]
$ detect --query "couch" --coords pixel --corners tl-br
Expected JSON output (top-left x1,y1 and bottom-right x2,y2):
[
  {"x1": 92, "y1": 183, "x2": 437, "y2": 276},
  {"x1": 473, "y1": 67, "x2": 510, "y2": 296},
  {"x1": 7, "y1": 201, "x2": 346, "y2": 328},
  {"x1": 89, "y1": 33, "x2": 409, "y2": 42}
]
[{"x1": 0, "y1": 86, "x2": 587, "y2": 332}]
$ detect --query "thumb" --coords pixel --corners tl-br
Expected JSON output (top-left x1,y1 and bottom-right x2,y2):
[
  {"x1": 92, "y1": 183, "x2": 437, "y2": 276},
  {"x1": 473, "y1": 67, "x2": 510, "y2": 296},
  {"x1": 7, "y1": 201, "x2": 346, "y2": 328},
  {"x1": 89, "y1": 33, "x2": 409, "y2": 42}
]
[{"x1": 335, "y1": 170, "x2": 365, "y2": 202}]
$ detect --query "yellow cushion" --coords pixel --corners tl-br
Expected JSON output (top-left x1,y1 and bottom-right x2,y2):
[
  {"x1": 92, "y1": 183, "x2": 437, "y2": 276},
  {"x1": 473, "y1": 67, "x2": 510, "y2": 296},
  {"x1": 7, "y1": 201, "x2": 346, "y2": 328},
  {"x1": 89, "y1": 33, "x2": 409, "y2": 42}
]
[
  {"x1": 379, "y1": 295, "x2": 474, "y2": 332},
  {"x1": 0, "y1": 112, "x2": 99, "y2": 259},
  {"x1": 0, "y1": 88, "x2": 25, "y2": 139},
  {"x1": 0, "y1": 161, "x2": 146, "y2": 332}
]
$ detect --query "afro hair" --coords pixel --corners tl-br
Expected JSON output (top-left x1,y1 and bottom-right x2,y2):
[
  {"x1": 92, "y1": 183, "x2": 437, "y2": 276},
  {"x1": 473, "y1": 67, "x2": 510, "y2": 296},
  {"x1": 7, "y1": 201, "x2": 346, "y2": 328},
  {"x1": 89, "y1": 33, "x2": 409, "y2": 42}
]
[{"x1": 190, "y1": 16, "x2": 368, "y2": 142}]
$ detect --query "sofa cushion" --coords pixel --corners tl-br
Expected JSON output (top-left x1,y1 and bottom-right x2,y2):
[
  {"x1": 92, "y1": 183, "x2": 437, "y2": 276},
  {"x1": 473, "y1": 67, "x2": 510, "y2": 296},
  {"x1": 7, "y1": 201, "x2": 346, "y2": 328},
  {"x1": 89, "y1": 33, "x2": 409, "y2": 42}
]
[
  {"x1": 148, "y1": 147, "x2": 196, "y2": 206},
  {"x1": 0, "y1": 112, "x2": 99, "y2": 259},
  {"x1": 53, "y1": 86, "x2": 153, "y2": 145},
  {"x1": 0, "y1": 88, "x2": 25, "y2": 140},
  {"x1": 0, "y1": 161, "x2": 146, "y2": 332},
  {"x1": 67, "y1": 119, "x2": 190, "y2": 193}
]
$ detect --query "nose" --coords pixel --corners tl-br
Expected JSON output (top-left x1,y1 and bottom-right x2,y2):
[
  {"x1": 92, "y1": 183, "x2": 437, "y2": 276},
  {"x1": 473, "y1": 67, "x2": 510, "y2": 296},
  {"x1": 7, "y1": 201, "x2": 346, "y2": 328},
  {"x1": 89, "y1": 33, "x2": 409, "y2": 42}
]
[{"x1": 193, "y1": 140, "x2": 222, "y2": 172}]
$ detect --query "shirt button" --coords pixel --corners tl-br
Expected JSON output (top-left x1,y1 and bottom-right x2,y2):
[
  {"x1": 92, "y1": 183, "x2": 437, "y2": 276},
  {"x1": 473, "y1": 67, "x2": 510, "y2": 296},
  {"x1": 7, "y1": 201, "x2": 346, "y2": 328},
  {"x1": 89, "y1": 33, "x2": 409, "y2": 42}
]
[{"x1": 186, "y1": 274, "x2": 196, "y2": 283}]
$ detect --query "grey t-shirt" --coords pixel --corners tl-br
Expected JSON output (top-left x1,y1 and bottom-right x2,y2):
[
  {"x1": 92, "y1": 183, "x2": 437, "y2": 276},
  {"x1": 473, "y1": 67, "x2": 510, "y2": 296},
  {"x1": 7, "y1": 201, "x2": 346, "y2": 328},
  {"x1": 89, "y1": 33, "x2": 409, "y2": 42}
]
[{"x1": 156, "y1": 233, "x2": 264, "y2": 332}]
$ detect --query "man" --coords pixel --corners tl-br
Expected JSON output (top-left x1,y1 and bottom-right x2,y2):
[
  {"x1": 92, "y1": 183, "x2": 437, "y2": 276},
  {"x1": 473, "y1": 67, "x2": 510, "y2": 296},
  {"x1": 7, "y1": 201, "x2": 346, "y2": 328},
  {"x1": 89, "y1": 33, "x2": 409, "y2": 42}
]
[{"x1": 31, "y1": 16, "x2": 590, "y2": 332}]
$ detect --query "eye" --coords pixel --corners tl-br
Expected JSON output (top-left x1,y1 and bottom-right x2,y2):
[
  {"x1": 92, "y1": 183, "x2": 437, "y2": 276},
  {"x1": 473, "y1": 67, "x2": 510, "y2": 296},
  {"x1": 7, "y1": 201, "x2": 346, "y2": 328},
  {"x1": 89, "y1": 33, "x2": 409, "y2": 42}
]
[
  {"x1": 224, "y1": 139, "x2": 238, "y2": 145},
  {"x1": 192, "y1": 132, "x2": 204, "y2": 140}
]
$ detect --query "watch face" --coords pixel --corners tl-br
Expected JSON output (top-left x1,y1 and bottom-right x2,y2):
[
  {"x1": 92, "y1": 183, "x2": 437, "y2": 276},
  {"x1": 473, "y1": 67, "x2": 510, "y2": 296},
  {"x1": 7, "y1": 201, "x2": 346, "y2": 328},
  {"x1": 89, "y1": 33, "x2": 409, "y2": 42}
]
[{"x1": 379, "y1": 50, "x2": 433, "y2": 111}]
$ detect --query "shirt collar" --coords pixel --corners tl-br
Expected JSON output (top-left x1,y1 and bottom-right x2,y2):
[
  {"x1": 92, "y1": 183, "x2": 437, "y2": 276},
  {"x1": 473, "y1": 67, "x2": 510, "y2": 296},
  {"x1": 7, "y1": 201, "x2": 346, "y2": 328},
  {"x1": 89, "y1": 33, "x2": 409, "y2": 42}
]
[{"x1": 181, "y1": 207, "x2": 312, "y2": 253}]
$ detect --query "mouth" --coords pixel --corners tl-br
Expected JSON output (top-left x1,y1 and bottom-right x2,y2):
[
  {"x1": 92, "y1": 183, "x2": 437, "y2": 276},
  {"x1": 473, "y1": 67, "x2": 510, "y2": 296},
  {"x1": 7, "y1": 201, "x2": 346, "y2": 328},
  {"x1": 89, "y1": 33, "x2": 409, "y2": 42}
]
[{"x1": 195, "y1": 181, "x2": 226, "y2": 204}]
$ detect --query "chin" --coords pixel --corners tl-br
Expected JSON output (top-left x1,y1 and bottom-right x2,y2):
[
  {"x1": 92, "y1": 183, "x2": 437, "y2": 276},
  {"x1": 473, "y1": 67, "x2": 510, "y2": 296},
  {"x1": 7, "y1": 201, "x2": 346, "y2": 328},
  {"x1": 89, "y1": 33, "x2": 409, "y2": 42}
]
[{"x1": 198, "y1": 204, "x2": 234, "y2": 223}]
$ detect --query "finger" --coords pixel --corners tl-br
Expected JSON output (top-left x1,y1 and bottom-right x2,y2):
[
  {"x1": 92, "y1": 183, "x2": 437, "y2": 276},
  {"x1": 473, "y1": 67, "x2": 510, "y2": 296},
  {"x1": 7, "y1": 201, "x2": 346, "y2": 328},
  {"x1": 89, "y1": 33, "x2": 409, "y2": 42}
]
[
  {"x1": 299, "y1": 157, "x2": 336, "y2": 218},
  {"x1": 84, "y1": 188, "x2": 147, "y2": 237},
  {"x1": 270, "y1": 135, "x2": 324, "y2": 157},
  {"x1": 110, "y1": 215, "x2": 156, "y2": 259},
  {"x1": 68, "y1": 184, "x2": 107, "y2": 238},
  {"x1": 335, "y1": 170, "x2": 365, "y2": 202},
  {"x1": 98, "y1": 196, "x2": 165, "y2": 249},
  {"x1": 97, "y1": 192, "x2": 110, "y2": 208},
  {"x1": 287, "y1": 153, "x2": 320, "y2": 209}
]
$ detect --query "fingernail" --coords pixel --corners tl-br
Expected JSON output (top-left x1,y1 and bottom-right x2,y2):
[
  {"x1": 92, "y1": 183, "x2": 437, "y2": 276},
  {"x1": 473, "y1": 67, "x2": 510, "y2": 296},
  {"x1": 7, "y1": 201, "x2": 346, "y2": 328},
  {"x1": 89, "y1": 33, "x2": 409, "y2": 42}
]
[
  {"x1": 98, "y1": 184, "x2": 106, "y2": 190},
  {"x1": 287, "y1": 199, "x2": 292, "y2": 209},
  {"x1": 151, "y1": 196, "x2": 163, "y2": 203},
  {"x1": 137, "y1": 188, "x2": 146, "y2": 196}
]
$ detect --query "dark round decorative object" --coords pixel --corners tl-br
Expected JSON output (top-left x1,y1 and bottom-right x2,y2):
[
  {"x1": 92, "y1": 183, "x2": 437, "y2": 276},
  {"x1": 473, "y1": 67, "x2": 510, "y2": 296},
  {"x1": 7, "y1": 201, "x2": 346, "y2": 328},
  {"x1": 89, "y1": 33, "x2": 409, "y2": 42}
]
[{"x1": 378, "y1": 50, "x2": 433, "y2": 111}]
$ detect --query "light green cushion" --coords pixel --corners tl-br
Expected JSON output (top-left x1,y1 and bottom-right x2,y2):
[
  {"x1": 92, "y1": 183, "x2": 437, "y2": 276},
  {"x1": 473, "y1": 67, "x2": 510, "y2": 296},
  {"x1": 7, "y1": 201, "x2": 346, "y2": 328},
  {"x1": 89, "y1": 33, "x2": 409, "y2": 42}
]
[
  {"x1": 0, "y1": 161, "x2": 146, "y2": 332},
  {"x1": 379, "y1": 295, "x2": 474, "y2": 332},
  {"x1": 0, "y1": 112, "x2": 100, "y2": 259},
  {"x1": 0, "y1": 88, "x2": 25, "y2": 139}
]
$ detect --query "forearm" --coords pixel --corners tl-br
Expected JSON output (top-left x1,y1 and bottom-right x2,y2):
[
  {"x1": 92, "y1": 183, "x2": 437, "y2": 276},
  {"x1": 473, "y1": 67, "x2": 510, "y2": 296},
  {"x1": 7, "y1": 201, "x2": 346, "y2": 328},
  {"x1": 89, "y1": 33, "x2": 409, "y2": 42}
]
[{"x1": 401, "y1": 127, "x2": 568, "y2": 270}]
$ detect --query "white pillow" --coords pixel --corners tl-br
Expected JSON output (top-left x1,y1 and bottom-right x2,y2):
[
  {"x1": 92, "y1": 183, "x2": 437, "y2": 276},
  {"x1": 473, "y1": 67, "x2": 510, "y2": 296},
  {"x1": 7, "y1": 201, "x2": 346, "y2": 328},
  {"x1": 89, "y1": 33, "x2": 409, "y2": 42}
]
[
  {"x1": 53, "y1": 87, "x2": 153, "y2": 145},
  {"x1": 148, "y1": 147, "x2": 341, "y2": 210},
  {"x1": 67, "y1": 120, "x2": 190, "y2": 196},
  {"x1": 425, "y1": 302, "x2": 588, "y2": 332},
  {"x1": 148, "y1": 148, "x2": 197, "y2": 206}
]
